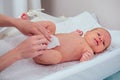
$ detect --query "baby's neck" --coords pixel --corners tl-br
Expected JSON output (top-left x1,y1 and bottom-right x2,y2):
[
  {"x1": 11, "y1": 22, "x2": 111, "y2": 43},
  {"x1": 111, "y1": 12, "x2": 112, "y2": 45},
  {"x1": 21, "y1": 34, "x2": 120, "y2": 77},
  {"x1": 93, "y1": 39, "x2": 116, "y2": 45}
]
[{"x1": 83, "y1": 37, "x2": 94, "y2": 53}]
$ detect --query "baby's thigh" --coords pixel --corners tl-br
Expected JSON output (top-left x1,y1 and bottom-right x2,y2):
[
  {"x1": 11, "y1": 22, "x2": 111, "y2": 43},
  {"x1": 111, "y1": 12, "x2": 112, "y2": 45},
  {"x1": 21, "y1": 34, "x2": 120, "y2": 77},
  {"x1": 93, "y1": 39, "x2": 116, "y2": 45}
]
[
  {"x1": 33, "y1": 50, "x2": 62, "y2": 65},
  {"x1": 47, "y1": 22, "x2": 56, "y2": 34}
]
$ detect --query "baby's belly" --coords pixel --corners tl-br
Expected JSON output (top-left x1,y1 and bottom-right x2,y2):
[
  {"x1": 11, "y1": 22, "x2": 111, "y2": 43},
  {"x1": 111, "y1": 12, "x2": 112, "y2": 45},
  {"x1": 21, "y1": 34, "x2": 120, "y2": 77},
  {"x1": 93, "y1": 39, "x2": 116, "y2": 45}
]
[{"x1": 53, "y1": 34, "x2": 83, "y2": 62}]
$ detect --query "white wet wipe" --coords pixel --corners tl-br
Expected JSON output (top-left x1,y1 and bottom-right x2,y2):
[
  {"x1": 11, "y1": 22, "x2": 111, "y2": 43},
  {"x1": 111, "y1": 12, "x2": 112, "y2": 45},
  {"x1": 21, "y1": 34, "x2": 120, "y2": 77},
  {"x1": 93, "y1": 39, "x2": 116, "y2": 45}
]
[{"x1": 47, "y1": 35, "x2": 60, "y2": 49}]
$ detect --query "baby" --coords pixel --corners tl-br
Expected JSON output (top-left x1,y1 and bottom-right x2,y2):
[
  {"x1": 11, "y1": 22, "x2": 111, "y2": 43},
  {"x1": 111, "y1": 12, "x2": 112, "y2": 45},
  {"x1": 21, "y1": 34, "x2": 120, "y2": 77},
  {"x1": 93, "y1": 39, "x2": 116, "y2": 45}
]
[
  {"x1": 21, "y1": 14, "x2": 111, "y2": 65},
  {"x1": 33, "y1": 22, "x2": 111, "y2": 65}
]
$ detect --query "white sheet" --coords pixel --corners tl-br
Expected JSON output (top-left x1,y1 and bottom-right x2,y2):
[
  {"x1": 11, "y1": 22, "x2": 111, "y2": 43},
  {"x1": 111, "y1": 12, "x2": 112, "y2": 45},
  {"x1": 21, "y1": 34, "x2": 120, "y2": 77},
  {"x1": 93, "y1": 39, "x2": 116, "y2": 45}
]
[
  {"x1": 40, "y1": 48, "x2": 120, "y2": 80},
  {"x1": 56, "y1": 11, "x2": 101, "y2": 34},
  {"x1": 0, "y1": 11, "x2": 120, "y2": 80}
]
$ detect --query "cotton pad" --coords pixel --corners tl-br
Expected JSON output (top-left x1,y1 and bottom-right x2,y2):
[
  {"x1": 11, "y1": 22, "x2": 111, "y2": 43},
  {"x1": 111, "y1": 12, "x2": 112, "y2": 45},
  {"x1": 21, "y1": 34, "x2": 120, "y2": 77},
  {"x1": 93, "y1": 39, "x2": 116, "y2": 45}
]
[{"x1": 47, "y1": 35, "x2": 60, "y2": 49}]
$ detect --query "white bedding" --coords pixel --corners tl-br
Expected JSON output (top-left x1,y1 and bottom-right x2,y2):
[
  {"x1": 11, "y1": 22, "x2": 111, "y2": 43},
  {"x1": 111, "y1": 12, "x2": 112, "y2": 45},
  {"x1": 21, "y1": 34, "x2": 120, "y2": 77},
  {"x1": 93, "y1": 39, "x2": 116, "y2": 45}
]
[{"x1": 0, "y1": 11, "x2": 120, "y2": 80}]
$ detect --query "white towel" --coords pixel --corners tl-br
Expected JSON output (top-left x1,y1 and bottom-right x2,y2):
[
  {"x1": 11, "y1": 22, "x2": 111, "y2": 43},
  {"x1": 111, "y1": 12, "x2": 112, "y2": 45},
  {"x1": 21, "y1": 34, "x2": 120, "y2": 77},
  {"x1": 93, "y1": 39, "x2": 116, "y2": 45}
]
[{"x1": 0, "y1": 40, "x2": 14, "y2": 56}]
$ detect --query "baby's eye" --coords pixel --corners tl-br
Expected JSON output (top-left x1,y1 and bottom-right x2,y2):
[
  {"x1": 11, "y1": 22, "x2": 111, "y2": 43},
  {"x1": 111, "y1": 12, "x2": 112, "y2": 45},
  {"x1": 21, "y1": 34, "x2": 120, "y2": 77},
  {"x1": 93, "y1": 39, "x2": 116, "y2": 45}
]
[
  {"x1": 103, "y1": 41, "x2": 105, "y2": 46},
  {"x1": 97, "y1": 33, "x2": 101, "y2": 36}
]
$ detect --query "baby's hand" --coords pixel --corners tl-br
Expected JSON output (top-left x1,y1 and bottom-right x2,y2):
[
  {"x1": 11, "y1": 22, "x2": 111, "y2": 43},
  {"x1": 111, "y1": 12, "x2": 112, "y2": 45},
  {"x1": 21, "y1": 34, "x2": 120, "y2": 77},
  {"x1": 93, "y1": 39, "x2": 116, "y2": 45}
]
[
  {"x1": 71, "y1": 29, "x2": 83, "y2": 36},
  {"x1": 80, "y1": 51, "x2": 94, "y2": 62},
  {"x1": 76, "y1": 29, "x2": 83, "y2": 36}
]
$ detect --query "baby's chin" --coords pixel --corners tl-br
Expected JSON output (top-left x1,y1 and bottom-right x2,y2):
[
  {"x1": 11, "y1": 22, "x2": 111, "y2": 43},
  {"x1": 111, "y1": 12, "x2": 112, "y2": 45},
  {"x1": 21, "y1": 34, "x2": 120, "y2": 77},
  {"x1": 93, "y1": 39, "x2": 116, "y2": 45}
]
[{"x1": 94, "y1": 49, "x2": 104, "y2": 54}]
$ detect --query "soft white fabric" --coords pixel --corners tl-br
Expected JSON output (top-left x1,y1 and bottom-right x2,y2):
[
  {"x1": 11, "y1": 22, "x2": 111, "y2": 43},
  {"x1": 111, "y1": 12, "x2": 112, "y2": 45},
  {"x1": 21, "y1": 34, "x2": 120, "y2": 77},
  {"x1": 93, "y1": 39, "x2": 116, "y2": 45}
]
[
  {"x1": 109, "y1": 30, "x2": 120, "y2": 48},
  {"x1": 0, "y1": 40, "x2": 14, "y2": 56},
  {"x1": 27, "y1": 9, "x2": 66, "y2": 23},
  {"x1": 40, "y1": 48, "x2": 120, "y2": 80},
  {"x1": 56, "y1": 11, "x2": 101, "y2": 34}
]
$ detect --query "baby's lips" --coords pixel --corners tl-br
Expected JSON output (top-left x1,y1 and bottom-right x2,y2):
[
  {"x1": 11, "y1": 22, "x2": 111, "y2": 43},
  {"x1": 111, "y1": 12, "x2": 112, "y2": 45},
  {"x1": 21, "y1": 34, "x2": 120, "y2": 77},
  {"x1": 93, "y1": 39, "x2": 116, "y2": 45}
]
[{"x1": 94, "y1": 38, "x2": 99, "y2": 46}]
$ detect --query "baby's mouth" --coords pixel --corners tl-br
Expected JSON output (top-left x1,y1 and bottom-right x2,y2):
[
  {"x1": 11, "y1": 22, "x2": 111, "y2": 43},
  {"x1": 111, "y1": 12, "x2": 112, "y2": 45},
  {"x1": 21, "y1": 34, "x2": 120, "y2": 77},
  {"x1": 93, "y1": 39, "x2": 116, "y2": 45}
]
[{"x1": 94, "y1": 38, "x2": 98, "y2": 46}]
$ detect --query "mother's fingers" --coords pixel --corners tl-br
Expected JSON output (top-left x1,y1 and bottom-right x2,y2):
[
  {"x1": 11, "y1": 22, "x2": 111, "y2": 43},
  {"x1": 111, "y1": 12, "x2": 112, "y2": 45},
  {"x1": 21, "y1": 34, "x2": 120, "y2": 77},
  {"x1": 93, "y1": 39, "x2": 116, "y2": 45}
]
[
  {"x1": 36, "y1": 25, "x2": 51, "y2": 41},
  {"x1": 32, "y1": 35, "x2": 49, "y2": 45},
  {"x1": 32, "y1": 44, "x2": 48, "y2": 57},
  {"x1": 37, "y1": 39, "x2": 49, "y2": 45},
  {"x1": 34, "y1": 44, "x2": 48, "y2": 51},
  {"x1": 32, "y1": 35, "x2": 45, "y2": 40},
  {"x1": 32, "y1": 35, "x2": 49, "y2": 50}
]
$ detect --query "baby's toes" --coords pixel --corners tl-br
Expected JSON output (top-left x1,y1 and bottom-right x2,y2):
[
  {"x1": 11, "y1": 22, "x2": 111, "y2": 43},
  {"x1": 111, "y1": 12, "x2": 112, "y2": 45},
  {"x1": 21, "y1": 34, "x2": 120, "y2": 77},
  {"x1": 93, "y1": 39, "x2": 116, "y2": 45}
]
[{"x1": 21, "y1": 13, "x2": 29, "y2": 20}]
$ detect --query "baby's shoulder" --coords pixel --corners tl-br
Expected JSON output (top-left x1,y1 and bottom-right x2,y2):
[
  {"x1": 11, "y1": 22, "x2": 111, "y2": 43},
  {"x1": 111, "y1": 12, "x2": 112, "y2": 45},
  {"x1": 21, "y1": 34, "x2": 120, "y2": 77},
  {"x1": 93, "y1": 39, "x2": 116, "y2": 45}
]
[{"x1": 82, "y1": 43, "x2": 93, "y2": 54}]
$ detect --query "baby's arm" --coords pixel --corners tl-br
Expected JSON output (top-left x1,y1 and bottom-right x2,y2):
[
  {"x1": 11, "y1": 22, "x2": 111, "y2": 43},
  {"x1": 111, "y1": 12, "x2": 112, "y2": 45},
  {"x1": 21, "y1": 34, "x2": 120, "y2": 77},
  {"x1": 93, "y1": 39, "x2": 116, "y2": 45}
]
[
  {"x1": 80, "y1": 51, "x2": 94, "y2": 62},
  {"x1": 33, "y1": 50, "x2": 62, "y2": 65},
  {"x1": 71, "y1": 29, "x2": 83, "y2": 36}
]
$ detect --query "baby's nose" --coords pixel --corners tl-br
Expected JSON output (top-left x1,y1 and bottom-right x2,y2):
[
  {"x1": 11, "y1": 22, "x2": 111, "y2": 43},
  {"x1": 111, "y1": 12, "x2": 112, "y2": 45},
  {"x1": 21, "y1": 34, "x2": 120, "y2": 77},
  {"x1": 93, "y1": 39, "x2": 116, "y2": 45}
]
[{"x1": 99, "y1": 38, "x2": 102, "y2": 42}]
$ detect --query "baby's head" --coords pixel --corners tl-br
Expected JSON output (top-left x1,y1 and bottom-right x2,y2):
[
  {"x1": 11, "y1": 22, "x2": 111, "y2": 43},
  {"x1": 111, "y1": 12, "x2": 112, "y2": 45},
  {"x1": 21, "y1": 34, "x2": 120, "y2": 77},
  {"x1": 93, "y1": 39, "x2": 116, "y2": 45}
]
[{"x1": 84, "y1": 28, "x2": 111, "y2": 54}]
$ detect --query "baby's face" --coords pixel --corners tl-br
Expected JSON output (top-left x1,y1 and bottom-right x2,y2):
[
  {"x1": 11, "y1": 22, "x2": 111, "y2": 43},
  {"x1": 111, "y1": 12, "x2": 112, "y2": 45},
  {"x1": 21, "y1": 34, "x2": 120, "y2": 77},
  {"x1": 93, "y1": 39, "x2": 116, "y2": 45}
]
[{"x1": 84, "y1": 28, "x2": 111, "y2": 53}]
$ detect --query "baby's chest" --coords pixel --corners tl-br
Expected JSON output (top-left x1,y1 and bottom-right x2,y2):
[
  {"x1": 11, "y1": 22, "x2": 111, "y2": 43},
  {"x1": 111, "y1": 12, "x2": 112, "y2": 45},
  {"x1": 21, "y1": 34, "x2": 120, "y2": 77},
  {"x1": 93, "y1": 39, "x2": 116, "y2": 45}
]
[
  {"x1": 58, "y1": 40, "x2": 84, "y2": 55},
  {"x1": 62, "y1": 38, "x2": 82, "y2": 47}
]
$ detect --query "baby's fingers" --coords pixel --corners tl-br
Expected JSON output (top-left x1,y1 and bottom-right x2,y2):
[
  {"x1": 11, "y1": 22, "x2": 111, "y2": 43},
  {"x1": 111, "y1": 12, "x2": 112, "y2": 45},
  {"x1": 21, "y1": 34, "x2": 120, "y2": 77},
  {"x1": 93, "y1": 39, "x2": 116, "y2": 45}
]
[
  {"x1": 76, "y1": 29, "x2": 83, "y2": 36},
  {"x1": 80, "y1": 54, "x2": 90, "y2": 62},
  {"x1": 80, "y1": 52, "x2": 94, "y2": 62}
]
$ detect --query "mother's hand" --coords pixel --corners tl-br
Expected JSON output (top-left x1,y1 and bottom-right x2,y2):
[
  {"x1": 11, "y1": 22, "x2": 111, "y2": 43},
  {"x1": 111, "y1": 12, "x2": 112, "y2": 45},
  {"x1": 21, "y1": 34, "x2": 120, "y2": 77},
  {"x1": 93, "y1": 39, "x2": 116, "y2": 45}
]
[
  {"x1": 15, "y1": 35, "x2": 49, "y2": 59},
  {"x1": 15, "y1": 19, "x2": 51, "y2": 41}
]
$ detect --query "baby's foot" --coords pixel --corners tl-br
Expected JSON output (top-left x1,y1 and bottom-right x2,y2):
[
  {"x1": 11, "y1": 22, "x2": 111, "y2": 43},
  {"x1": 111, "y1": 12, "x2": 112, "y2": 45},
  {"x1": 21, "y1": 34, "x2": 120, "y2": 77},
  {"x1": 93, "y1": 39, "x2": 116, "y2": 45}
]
[
  {"x1": 21, "y1": 13, "x2": 29, "y2": 20},
  {"x1": 71, "y1": 29, "x2": 83, "y2": 36}
]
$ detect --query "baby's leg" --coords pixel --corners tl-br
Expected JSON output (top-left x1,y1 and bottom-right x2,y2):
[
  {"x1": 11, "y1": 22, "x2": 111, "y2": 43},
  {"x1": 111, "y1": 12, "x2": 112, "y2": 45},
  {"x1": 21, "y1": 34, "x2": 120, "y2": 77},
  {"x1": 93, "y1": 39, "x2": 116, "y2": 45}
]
[
  {"x1": 35, "y1": 21, "x2": 56, "y2": 35},
  {"x1": 33, "y1": 50, "x2": 62, "y2": 65}
]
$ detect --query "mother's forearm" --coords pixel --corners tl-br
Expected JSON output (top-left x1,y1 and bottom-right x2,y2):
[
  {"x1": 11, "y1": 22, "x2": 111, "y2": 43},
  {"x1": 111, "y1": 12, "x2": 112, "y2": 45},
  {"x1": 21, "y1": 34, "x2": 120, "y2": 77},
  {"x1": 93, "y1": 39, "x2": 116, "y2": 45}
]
[
  {"x1": 0, "y1": 48, "x2": 21, "y2": 72},
  {"x1": 0, "y1": 14, "x2": 22, "y2": 28}
]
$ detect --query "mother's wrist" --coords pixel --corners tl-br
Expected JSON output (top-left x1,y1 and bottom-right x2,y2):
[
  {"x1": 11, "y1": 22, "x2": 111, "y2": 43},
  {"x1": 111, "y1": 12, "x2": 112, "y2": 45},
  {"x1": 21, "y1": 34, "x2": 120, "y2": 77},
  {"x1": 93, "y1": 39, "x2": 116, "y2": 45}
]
[
  {"x1": 10, "y1": 48, "x2": 22, "y2": 61},
  {"x1": 11, "y1": 18, "x2": 23, "y2": 29}
]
